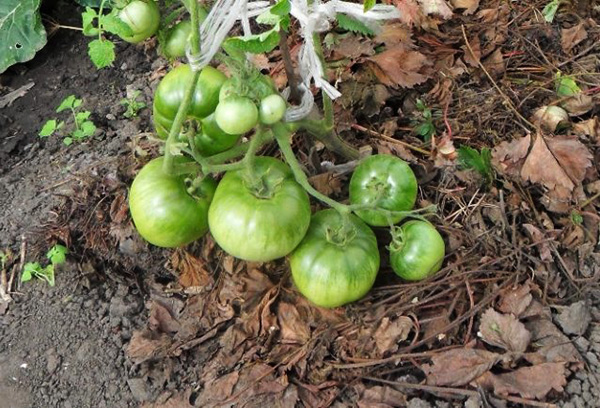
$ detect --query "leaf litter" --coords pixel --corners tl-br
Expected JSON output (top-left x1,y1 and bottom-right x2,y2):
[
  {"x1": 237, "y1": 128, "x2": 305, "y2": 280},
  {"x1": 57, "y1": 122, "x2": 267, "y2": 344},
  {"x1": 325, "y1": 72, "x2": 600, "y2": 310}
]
[{"x1": 35, "y1": 0, "x2": 600, "y2": 406}]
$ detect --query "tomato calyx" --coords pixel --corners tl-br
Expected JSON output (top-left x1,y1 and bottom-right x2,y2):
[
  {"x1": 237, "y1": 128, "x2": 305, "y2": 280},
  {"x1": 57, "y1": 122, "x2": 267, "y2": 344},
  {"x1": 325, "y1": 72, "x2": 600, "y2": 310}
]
[
  {"x1": 184, "y1": 175, "x2": 211, "y2": 200},
  {"x1": 324, "y1": 217, "x2": 357, "y2": 247},
  {"x1": 242, "y1": 171, "x2": 284, "y2": 200},
  {"x1": 365, "y1": 178, "x2": 389, "y2": 202},
  {"x1": 388, "y1": 226, "x2": 406, "y2": 252}
]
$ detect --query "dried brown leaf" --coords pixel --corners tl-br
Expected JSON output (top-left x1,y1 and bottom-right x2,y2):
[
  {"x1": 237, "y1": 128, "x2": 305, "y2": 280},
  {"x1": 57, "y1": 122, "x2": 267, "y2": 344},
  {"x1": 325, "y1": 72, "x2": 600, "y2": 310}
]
[
  {"x1": 497, "y1": 284, "x2": 532, "y2": 317},
  {"x1": 418, "y1": 0, "x2": 453, "y2": 18},
  {"x1": 450, "y1": 0, "x2": 479, "y2": 14},
  {"x1": 367, "y1": 47, "x2": 431, "y2": 88},
  {"x1": 374, "y1": 316, "x2": 414, "y2": 355},
  {"x1": 356, "y1": 384, "x2": 407, "y2": 408},
  {"x1": 524, "y1": 318, "x2": 582, "y2": 367},
  {"x1": 521, "y1": 134, "x2": 592, "y2": 200},
  {"x1": 491, "y1": 134, "x2": 531, "y2": 178},
  {"x1": 309, "y1": 172, "x2": 343, "y2": 196},
  {"x1": 462, "y1": 35, "x2": 481, "y2": 67},
  {"x1": 482, "y1": 48, "x2": 505, "y2": 76},
  {"x1": 561, "y1": 23, "x2": 588, "y2": 53},
  {"x1": 423, "y1": 348, "x2": 501, "y2": 386},
  {"x1": 149, "y1": 299, "x2": 182, "y2": 334},
  {"x1": 479, "y1": 308, "x2": 531, "y2": 353},
  {"x1": 562, "y1": 93, "x2": 594, "y2": 116},
  {"x1": 474, "y1": 363, "x2": 567, "y2": 400},
  {"x1": 522, "y1": 224, "x2": 552, "y2": 261},
  {"x1": 555, "y1": 300, "x2": 592, "y2": 336},
  {"x1": 278, "y1": 301, "x2": 311, "y2": 344},
  {"x1": 126, "y1": 330, "x2": 172, "y2": 364},
  {"x1": 393, "y1": 0, "x2": 425, "y2": 26},
  {"x1": 171, "y1": 249, "x2": 214, "y2": 289},
  {"x1": 573, "y1": 117, "x2": 600, "y2": 140},
  {"x1": 375, "y1": 23, "x2": 414, "y2": 48}
]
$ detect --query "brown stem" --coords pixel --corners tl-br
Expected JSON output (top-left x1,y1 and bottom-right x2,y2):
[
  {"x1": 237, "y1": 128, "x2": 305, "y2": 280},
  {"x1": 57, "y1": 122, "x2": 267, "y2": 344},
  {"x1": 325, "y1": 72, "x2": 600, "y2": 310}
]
[
  {"x1": 299, "y1": 118, "x2": 359, "y2": 160},
  {"x1": 278, "y1": 29, "x2": 302, "y2": 104}
]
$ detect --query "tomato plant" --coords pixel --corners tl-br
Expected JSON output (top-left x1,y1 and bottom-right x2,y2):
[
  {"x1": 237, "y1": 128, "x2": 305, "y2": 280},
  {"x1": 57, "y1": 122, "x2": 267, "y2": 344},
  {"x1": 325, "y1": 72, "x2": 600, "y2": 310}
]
[
  {"x1": 153, "y1": 64, "x2": 227, "y2": 138},
  {"x1": 129, "y1": 157, "x2": 217, "y2": 248},
  {"x1": 215, "y1": 96, "x2": 259, "y2": 135},
  {"x1": 349, "y1": 155, "x2": 418, "y2": 227},
  {"x1": 389, "y1": 220, "x2": 445, "y2": 281},
  {"x1": 259, "y1": 94, "x2": 287, "y2": 125},
  {"x1": 290, "y1": 209, "x2": 380, "y2": 308},
  {"x1": 208, "y1": 157, "x2": 311, "y2": 262},
  {"x1": 118, "y1": 0, "x2": 161, "y2": 44},
  {"x1": 195, "y1": 113, "x2": 241, "y2": 156}
]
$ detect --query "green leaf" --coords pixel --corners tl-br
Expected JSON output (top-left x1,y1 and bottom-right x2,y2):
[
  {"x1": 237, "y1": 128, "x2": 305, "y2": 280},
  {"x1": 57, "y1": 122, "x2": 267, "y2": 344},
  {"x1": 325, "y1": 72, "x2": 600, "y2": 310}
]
[
  {"x1": 570, "y1": 210, "x2": 583, "y2": 226},
  {"x1": 21, "y1": 262, "x2": 42, "y2": 282},
  {"x1": 364, "y1": 0, "x2": 376, "y2": 12},
  {"x1": 39, "y1": 119, "x2": 57, "y2": 137},
  {"x1": 47, "y1": 244, "x2": 68, "y2": 265},
  {"x1": 40, "y1": 264, "x2": 55, "y2": 286},
  {"x1": 82, "y1": 7, "x2": 99, "y2": 36},
  {"x1": 72, "y1": 98, "x2": 83, "y2": 109},
  {"x1": 271, "y1": 0, "x2": 290, "y2": 16},
  {"x1": 458, "y1": 146, "x2": 493, "y2": 184},
  {"x1": 80, "y1": 121, "x2": 96, "y2": 137},
  {"x1": 555, "y1": 72, "x2": 581, "y2": 97},
  {"x1": 57, "y1": 95, "x2": 77, "y2": 112},
  {"x1": 335, "y1": 14, "x2": 375, "y2": 36},
  {"x1": 542, "y1": 0, "x2": 560, "y2": 23},
  {"x1": 0, "y1": 251, "x2": 7, "y2": 269},
  {"x1": 0, "y1": 0, "x2": 47, "y2": 74},
  {"x1": 75, "y1": 110, "x2": 91, "y2": 124},
  {"x1": 101, "y1": 11, "x2": 133, "y2": 37},
  {"x1": 225, "y1": 28, "x2": 281, "y2": 54},
  {"x1": 88, "y1": 38, "x2": 115, "y2": 69},
  {"x1": 63, "y1": 137, "x2": 73, "y2": 146}
]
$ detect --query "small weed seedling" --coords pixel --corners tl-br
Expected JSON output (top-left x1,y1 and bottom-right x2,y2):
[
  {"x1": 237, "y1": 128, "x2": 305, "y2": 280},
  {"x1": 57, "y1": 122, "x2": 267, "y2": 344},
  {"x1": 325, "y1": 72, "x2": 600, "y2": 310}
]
[
  {"x1": 458, "y1": 146, "x2": 494, "y2": 186},
  {"x1": 39, "y1": 95, "x2": 97, "y2": 145},
  {"x1": 21, "y1": 244, "x2": 68, "y2": 287},
  {"x1": 120, "y1": 90, "x2": 147, "y2": 118},
  {"x1": 411, "y1": 99, "x2": 439, "y2": 141}
]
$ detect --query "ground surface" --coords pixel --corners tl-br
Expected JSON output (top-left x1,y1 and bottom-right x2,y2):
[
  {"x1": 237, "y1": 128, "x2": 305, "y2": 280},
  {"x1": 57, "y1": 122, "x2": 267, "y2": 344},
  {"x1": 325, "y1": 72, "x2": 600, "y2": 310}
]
[{"x1": 1, "y1": 1, "x2": 600, "y2": 408}]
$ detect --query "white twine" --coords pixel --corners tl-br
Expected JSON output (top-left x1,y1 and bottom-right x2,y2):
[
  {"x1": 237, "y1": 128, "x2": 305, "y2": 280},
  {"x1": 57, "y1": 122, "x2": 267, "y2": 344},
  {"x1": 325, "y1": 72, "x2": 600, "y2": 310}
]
[
  {"x1": 186, "y1": 0, "x2": 400, "y2": 120},
  {"x1": 282, "y1": 83, "x2": 315, "y2": 122}
]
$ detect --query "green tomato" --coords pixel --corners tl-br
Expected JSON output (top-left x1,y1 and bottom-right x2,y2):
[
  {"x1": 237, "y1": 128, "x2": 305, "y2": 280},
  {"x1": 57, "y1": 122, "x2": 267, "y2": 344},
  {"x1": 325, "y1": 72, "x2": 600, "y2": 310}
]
[
  {"x1": 218, "y1": 79, "x2": 237, "y2": 101},
  {"x1": 129, "y1": 157, "x2": 217, "y2": 248},
  {"x1": 118, "y1": 0, "x2": 160, "y2": 44},
  {"x1": 290, "y1": 209, "x2": 380, "y2": 308},
  {"x1": 162, "y1": 21, "x2": 191, "y2": 59},
  {"x1": 215, "y1": 96, "x2": 259, "y2": 135},
  {"x1": 195, "y1": 113, "x2": 241, "y2": 156},
  {"x1": 153, "y1": 64, "x2": 227, "y2": 139},
  {"x1": 259, "y1": 94, "x2": 287, "y2": 125},
  {"x1": 389, "y1": 220, "x2": 445, "y2": 281},
  {"x1": 208, "y1": 157, "x2": 311, "y2": 262},
  {"x1": 349, "y1": 154, "x2": 418, "y2": 227}
]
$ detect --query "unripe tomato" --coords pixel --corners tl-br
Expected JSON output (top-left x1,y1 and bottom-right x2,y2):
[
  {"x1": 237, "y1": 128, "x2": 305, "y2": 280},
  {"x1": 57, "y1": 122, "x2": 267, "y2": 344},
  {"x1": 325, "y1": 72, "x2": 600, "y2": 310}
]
[
  {"x1": 389, "y1": 220, "x2": 445, "y2": 281},
  {"x1": 259, "y1": 94, "x2": 287, "y2": 125},
  {"x1": 215, "y1": 96, "x2": 259, "y2": 135},
  {"x1": 194, "y1": 113, "x2": 241, "y2": 156},
  {"x1": 129, "y1": 157, "x2": 217, "y2": 248},
  {"x1": 153, "y1": 64, "x2": 227, "y2": 139},
  {"x1": 208, "y1": 157, "x2": 311, "y2": 262},
  {"x1": 163, "y1": 21, "x2": 191, "y2": 59},
  {"x1": 290, "y1": 209, "x2": 380, "y2": 308},
  {"x1": 118, "y1": 0, "x2": 160, "y2": 44},
  {"x1": 349, "y1": 154, "x2": 418, "y2": 227}
]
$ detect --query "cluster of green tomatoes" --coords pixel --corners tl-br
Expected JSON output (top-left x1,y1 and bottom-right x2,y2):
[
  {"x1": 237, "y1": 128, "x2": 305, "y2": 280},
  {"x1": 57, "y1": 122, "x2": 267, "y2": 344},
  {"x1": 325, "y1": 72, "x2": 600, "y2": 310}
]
[{"x1": 126, "y1": 26, "x2": 446, "y2": 310}]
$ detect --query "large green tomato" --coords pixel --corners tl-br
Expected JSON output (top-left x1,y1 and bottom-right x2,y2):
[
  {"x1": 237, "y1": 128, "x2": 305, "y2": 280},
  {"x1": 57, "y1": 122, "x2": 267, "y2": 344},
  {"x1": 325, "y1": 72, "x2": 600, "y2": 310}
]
[
  {"x1": 118, "y1": 0, "x2": 160, "y2": 44},
  {"x1": 208, "y1": 157, "x2": 311, "y2": 262},
  {"x1": 215, "y1": 96, "x2": 259, "y2": 135},
  {"x1": 349, "y1": 154, "x2": 418, "y2": 227},
  {"x1": 153, "y1": 64, "x2": 227, "y2": 139},
  {"x1": 129, "y1": 157, "x2": 217, "y2": 248},
  {"x1": 194, "y1": 113, "x2": 241, "y2": 156},
  {"x1": 290, "y1": 209, "x2": 380, "y2": 308},
  {"x1": 389, "y1": 220, "x2": 445, "y2": 281}
]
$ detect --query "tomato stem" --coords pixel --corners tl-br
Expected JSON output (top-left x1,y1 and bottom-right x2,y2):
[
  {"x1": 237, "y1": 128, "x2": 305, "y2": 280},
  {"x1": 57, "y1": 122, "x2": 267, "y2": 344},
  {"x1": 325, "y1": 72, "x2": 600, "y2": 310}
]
[
  {"x1": 272, "y1": 122, "x2": 351, "y2": 216},
  {"x1": 295, "y1": 118, "x2": 359, "y2": 160}
]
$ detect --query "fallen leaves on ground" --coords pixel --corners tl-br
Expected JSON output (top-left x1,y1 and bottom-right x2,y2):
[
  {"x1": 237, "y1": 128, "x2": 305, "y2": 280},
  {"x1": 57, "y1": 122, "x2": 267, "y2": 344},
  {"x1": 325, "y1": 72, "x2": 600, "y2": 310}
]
[
  {"x1": 524, "y1": 318, "x2": 582, "y2": 368},
  {"x1": 497, "y1": 283, "x2": 533, "y2": 317},
  {"x1": 450, "y1": 0, "x2": 479, "y2": 14},
  {"x1": 367, "y1": 46, "x2": 432, "y2": 89},
  {"x1": 423, "y1": 347, "x2": 501, "y2": 386},
  {"x1": 474, "y1": 362, "x2": 567, "y2": 400},
  {"x1": 355, "y1": 384, "x2": 407, "y2": 408},
  {"x1": 555, "y1": 300, "x2": 592, "y2": 336},
  {"x1": 478, "y1": 308, "x2": 531, "y2": 353},
  {"x1": 373, "y1": 316, "x2": 415, "y2": 355},
  {"x1": 561, "y1": 23, "x2": 588, "y2": 53},
  {"x1": 492, "y1": 133, "x2": 593, "y2": 212},
  {"x1": 170, "y1": 249, "x2": 214, "y2": 290}
]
